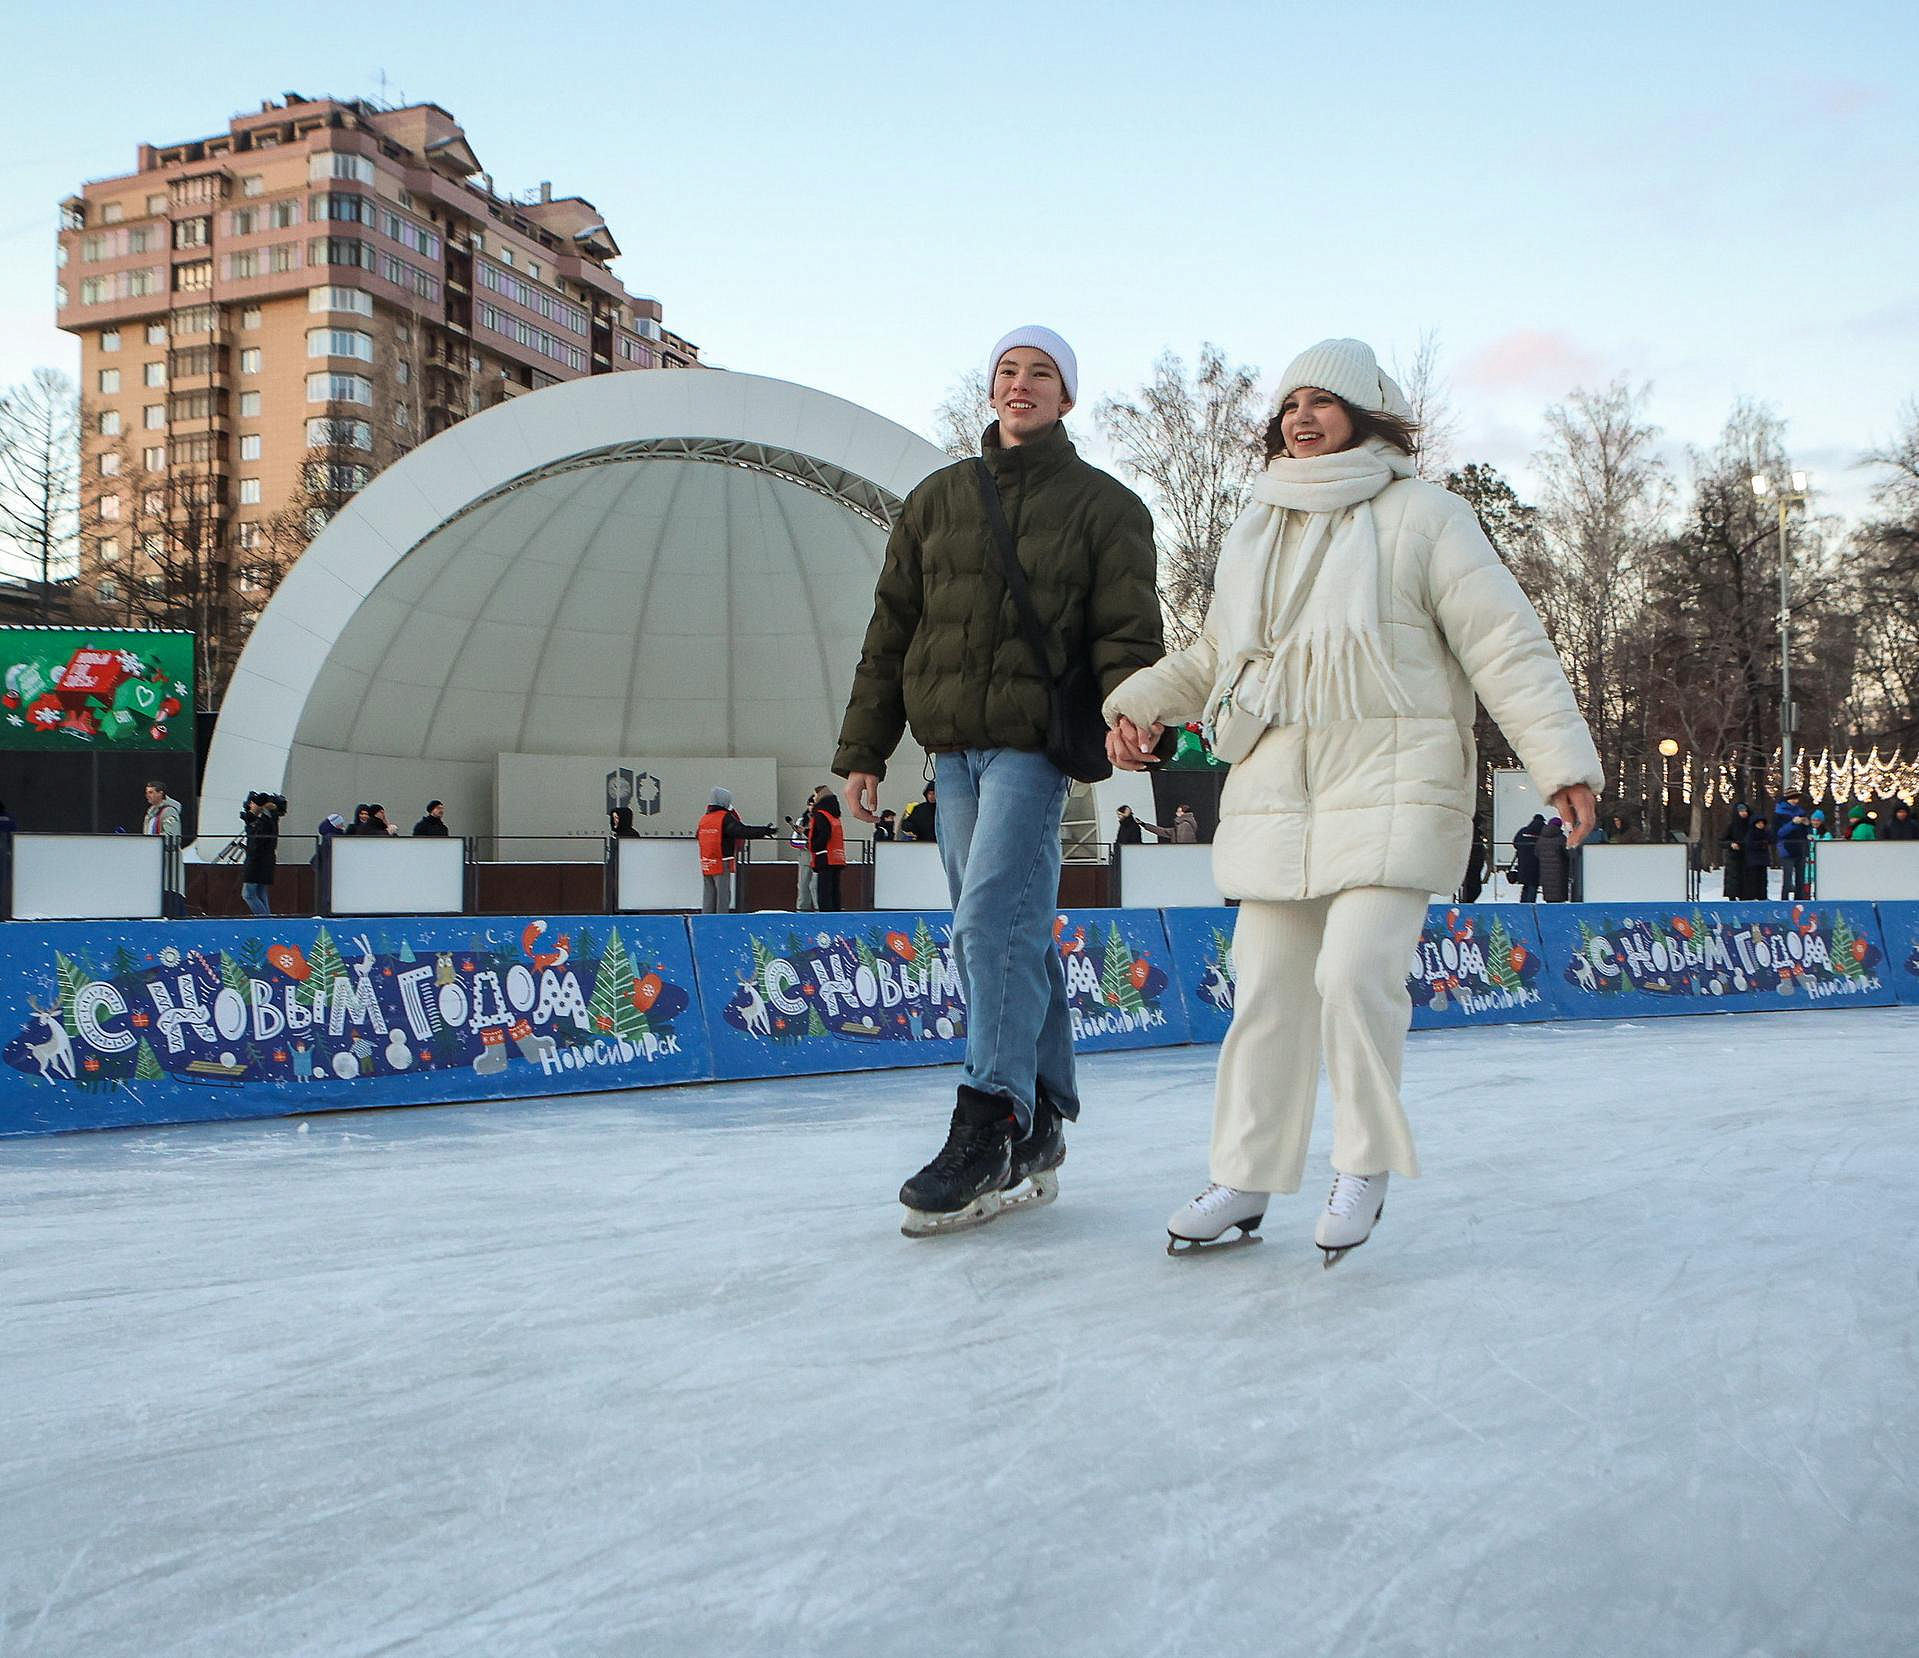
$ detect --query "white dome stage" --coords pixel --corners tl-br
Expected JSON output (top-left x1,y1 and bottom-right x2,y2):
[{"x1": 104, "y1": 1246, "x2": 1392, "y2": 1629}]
[{"x1": 197, "y1": 372, "x2": 950, "y2": 853}]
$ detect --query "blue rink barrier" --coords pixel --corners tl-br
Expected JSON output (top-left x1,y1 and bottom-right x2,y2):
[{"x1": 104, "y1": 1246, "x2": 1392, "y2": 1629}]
[
  {"x1": 1535, "y1": 901, "x2": 1896, "y2": 1016},
  {"x1": 0, "y1": 914, "x2": 709, "y2": 1137},
  {"x1": 2, "y1": 903, "x2": 1910, "y2": 1138},
  {"x1": 1875, "y1": 902, "x2": 1919, "y2": 1005},
  {"x1": 690, "y1": 907, "x2": 1186, "y2": 1083}
]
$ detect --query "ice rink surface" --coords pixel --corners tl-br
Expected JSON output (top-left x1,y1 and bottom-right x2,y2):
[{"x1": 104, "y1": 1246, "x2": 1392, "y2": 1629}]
[{"x1": 5, "y1": 1009, "x2": 1917, "y2": 1658}]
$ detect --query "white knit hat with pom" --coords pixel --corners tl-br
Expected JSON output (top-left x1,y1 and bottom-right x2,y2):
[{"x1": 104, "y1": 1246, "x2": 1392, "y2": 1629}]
[{"x1": 1275, "y1": 338, "x2": 1412, "y2": 420}]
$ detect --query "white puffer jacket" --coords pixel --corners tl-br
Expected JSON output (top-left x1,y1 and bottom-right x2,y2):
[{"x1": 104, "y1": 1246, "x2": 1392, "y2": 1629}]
[{"x1": 1104, "y1": 476, "x2": 1602, "y2": 902}]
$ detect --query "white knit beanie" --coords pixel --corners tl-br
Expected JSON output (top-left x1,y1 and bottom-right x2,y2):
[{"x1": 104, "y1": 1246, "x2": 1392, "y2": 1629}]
[
  {"x1": 709, "y1": 786, "x2": 733, "y2": 809},
  {"x1": 1275, "y1": 338, "x2": 1413, "y2": 420},
  {"x1": 987, "y1": 326, "x2": 1078, "y2": 404}
]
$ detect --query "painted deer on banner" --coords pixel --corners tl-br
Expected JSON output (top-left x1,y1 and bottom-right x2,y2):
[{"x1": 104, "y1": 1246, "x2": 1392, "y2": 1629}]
[{"x1": 24, "y1": 997, "x2": 77, "y2": 1080}]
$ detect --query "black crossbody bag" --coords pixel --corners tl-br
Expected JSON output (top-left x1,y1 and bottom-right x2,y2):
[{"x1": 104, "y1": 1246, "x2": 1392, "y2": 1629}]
[{"x1": 973, "y1": 459, "x2": 1114, "y2": 783}]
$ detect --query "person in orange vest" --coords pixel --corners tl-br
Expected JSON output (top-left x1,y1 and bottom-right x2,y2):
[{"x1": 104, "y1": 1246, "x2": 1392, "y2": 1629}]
[
  {"x1": 697, "y1": 787, "x2": 773, "y2": 913},
  {"x1": 808, "y1": 787, "x2": 848, "y2": 911}
]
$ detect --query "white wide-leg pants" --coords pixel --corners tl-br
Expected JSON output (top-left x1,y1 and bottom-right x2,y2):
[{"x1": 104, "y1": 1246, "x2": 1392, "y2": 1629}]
[{"x1": 1210, "y1": 886, "x2": 1430, "y2": 1193}]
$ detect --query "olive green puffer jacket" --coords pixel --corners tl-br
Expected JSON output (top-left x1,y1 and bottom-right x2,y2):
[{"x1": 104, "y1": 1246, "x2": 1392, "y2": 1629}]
[{"x1": 833, "y1": 421, "x2": 1162, "y2": 780}]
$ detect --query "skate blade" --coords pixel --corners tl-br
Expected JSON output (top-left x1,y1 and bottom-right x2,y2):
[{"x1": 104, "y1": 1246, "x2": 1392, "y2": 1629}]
[
  {"x1": 901, "y1": 1189, "x2": 1002, "y2": 1239},
  {"x1": 1166, "y1": 1223, "x2": 1263, "y2": 1258},
  {"x1": 999, "y1": 1168, "x2": 1060, "y2": 1212},
  {"x1": 1317, "y1": 1199, "x2": 1384, "y2": 1268}
]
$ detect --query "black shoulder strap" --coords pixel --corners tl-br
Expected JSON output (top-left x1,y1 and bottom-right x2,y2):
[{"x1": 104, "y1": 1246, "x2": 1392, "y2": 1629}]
[{"x1": 973, "y1": 459, "x2": 1056, "y2": 687}]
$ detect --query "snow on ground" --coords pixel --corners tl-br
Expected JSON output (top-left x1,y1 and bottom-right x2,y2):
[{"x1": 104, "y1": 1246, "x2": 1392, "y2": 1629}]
[{"x1": 4, "y1": 1009, "x2": 1917, "y2": 1658}]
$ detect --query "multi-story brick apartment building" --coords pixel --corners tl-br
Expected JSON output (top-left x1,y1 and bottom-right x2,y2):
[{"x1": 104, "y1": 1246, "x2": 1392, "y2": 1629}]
[{"x1": 55, "y1": 93, "x2": 699, "y2": 700}]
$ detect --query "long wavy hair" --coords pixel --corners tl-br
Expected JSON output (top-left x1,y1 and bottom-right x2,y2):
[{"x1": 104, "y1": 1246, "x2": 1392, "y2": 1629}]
[{"x1": 1262, "y1": 395, "x2": 1420, "y2": 463}]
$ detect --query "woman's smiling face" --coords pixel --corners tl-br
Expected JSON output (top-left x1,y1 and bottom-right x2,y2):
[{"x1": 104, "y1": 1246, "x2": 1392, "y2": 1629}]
[{"x1": 1279, "y1": 386, "x2": 1356, "y2": 457}]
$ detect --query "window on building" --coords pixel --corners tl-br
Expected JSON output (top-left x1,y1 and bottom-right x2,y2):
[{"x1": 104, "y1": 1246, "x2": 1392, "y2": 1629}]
[
  {"x1": 101, "y1": 201, "x2": 123, "y2": 224},
  {"x1": 99, "y1": 452, "x2": 121, "y2": 477},
  {"x1": 143, "y1": 445, "x2": 167, "y2": 471},
  {"x1": 240, "y1": 347, "x2": 262, "y2": 374},
  {"x1": 237, "y1": 521, "x2": 263, "y2": 549},
  {"x1": 226, "y1": 250, "x2": 261, "y2": 280},
  {"x1": 239, "y1": 478, "x2": 262, "y2": 504},
  {"x1": 99, "y1": 495, "x2": 120, "y2": 519},
  {"x1": 242, "y1": 306, "x2": 263, "y2": 329},
  {"x1": 270, "y1": 200, "x2": 300, "y2": 230},
  {"x1": 394, "y1": 401, "x2": 410, "y2": 429},
  {"x1": 242, "y1": 174, "x2": 265, "y2": 197},
  {"x1": 305, "y1": 371, "x2": 374, "y2": 404},
  {"x1": 146, "y1": 322, "x2": 167, "y2": 345},
  {"x1": 100, "y1": 328, "x2": 121, "y2": 352},
  {"x1": 269, "y1": 244, "x2": 299, "y2": 274},
  {"x1": 230, "y1": 207, "x2": 260, "y2": 236},
  {"x1": 126, "y1": 268, "x2": 159, "y2": 297},
  {"x1": 306, "y1": 327, "x2": 375, "y2": 362},
  {"x1": 147, "y1": 194, "x2": 167, "y2": 215},
  {"x1": 127, "y1": 227, "x2": 153, "y2": 254},
  {"x1": 99, "y1": 409, "x2": 121, "y2": 436},
  {"x1": 306, "y1": 416, "x2": 373, "y2": 450},
  {"x1": 170, "y1": 304, "x2": 215, "y2": 335},
  {"x1": 309, "y1": 152, "x2": 376, "y2": 186},
  {"x1": 98, "y1": 367, "x2": 120, "y2": 394},
  {"x1": 142, "y1": 488, "x2": 165, "y2": 517},
  {"x1": 79, "y1": 276, "x2": 108, "y2": 306},
  {"x1": 143, "y1": 404, "x2": 165, "y2": 430},
  {"x1": 395, "y1": 359, "x2": 410, "y2": 385},
  {"x1": 173, "y1": 218, "x2": 211, "y2": 250},
  {"x1": 98, "y1": 577, "x2": 119, "y2": 602},
  {"x1": 239, "y1": 391, "x2": 262, "y2": 417},
  {"x1": 143, "y1": 360, "x2": 166, "y2": 387},
  {"x1": 309, "y1": 285, "x2": 374, "y2": 316},
  {"x1": 174, "y1": 260, "x2": 213, "y2": 292},
  {"x1": 499, "y1": 247, "x2": 513, "y2": 267},
  {"x1": 99, "y1": 537, "x2": 122, "y2": 563},
  {"x1": 240, "y1": 434, "x2": 262, "y2": 461},
  {"x1": 527, "y1": 260, "x2": 541, "y2": 282}
]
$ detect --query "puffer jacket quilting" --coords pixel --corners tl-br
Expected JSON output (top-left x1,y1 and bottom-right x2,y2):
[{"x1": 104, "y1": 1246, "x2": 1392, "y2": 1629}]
[{"x1": 1104, "y1": 475, "x2": 1602, "y2": 902}]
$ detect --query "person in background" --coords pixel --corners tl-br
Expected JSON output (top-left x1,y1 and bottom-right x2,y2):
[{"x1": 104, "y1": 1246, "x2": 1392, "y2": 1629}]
[
  {"x1": 366, "y1": 803, "x2": 398, "y2": 837},
  {"x1": 1512, "y1": 812, "x2": 1545, "y2": 903},
  {"x1": 1171, "y1": 804, "x2": 1200, "y2": 843},
  {"x1": 787, "y1": 786, "x2": 823, "y2": 911},
  {"x1": 240, "y1": 792, "x2": 282, "y2": 918},
  {"x1": 900, "y1": 781, "x2": 937, "y2": 844},
  {"x1": 808, "y1": 787, "x2": 847, "y2": 911},
  {"x1": 344, "y1": 804, "x2": 376, "y2": 836},
  {"x1": 0, "y1": 798, "x2": 15, "y2": 903},
  {"x1": 1605, "y1": 813, "x2": 1635, "y2": 842},
  {"x1": 608, "y1": 805, "x2": 638, "y2": 838},
  {"x1": 1721, "y1": 803, "x2": 1758, "y2": 898},
  {"x1": 1536, "y1": 814, "x2": 1571, "y2": 902},
  {"x1": 1882, "y1": 801, "x2": 1916, "y2": 840},
  {"x1": 1773, "y1": 792, "x2": 1813, "y2": 901},
  {"x1": 1846, "y1": 803, "x2": 1877, "y2": 841},
  {"x1": 311, "y1": 812, "x2": 346, "y2": 869},
  {"x1": 143, "y1": 781, "x2": 185, "y2": 917},
  {"x1": 1458, "y1": 814, "x2": 1488, "y2": 904},
  {"x1": 697, "y1": 786, "x2": 773, "y2": 913},
  {"x1": 874, "y1": 809, "x2": 898, "y2": 842},
  {"x1": 1741, "y1": 800, "x2": 1774, "y2": 895},
  {"x1": 412, "y1": 801, "x2": 449, "y2": 836},
  {"x1": 1114, "y1": 803, "x2": 1146, "y2": 846}
]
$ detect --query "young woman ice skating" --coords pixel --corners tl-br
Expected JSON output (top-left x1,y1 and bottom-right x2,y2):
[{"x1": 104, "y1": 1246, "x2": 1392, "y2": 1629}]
[{"x1": 1103, "y1": 337, "x2": 1602, "y2": 1266}]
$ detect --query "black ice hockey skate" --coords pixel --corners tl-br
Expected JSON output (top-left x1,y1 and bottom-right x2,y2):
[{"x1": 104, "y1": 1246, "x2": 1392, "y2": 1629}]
[
  {"x1": 1001, "y1": 1091, "x2": 1066, "y2": 1214},
  {"x1": 899, "y1": 1087, "x2": 1015, "y2": 1239}
]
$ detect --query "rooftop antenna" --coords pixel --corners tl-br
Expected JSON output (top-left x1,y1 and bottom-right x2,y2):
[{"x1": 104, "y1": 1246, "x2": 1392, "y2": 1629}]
[{"x1": 374, "y1": 67, "x2": 390, "y2": 108}]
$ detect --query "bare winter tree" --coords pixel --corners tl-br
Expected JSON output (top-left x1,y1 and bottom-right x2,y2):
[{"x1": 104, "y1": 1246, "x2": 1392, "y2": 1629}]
[
  {"x1": 1852, "y1": 399, "x2": 1919, "y2": 745},
  {"x1": 932, "y1": 369, "x2": 994, "y2": 458},
  {"x1": 1395, "y1": 329, "x2": 1459, "y2": 481},
  {"x1": 1096, "y1": 345, "x2": 1263, "y2": 647},
  {"x1": 0, "y1": 369, "x2": 84, "y2": 617},
  {"x1": 1529, "y1": 379, "x2": 1671, "y2": 791}
]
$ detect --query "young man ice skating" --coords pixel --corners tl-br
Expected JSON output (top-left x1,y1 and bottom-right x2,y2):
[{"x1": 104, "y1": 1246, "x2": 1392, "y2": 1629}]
[
  {"x1": 836, "y1": 326, "x2": 1162, "y2": 1237},
  {"x1": 1105, "y1": 338, "x2": 1601, "y2": 1266}
]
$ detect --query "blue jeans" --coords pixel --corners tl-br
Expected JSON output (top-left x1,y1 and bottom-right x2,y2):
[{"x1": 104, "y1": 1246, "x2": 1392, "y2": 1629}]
[
  {"x1": 241, "y1": 882, "x2": 271, "y2": 917},
  {"x1": 934, "y1": 749, "x2": 1078, "y2": 1135}
]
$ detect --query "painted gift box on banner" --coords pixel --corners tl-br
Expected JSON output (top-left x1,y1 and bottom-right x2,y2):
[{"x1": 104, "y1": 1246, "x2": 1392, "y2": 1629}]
[
  {"x1": 1162, "y1": 904, "x2": 1555, "y2": 1045},
  {"x1": 1875, "y1": 901, "x2": 1919, "y2": 1006},
  {"x1": 692, "y1": 907, "x2": 1186, "y2": 1082},
  {"x1": 0, "y1": 915, "x2": 709, "y2": 1136},
  {"x1": 1537, "y1": 901, "x2": 1895, "y2": 1016}
]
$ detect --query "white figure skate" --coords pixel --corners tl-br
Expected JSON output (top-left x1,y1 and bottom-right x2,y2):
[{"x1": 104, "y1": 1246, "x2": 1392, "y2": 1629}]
[
  {"x1": 1166, "y1": 1183, "x2": 1268, "y2": 1256},
  {"x1": 1315, "y1": 1171, "x2": 1388, "y2": 1268}
]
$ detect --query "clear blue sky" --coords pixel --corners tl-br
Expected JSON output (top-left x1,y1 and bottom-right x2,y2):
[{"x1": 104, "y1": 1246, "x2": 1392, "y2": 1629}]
[{"x1": 3, "y1": 0, "x2": 1914, "y2": 520}]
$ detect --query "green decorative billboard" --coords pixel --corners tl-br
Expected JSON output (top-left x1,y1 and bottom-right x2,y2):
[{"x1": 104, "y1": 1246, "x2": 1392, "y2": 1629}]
[{"x1": 0, "y1": 628, "x2": 194, "y2": 752}]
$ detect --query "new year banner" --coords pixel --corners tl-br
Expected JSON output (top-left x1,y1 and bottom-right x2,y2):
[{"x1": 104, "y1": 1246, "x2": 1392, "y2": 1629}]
[
  {"x1": 1534, "y1": 902, "x2": 1894, "y2": 1017},
  {"x1": 1408, "y1": 905, "x2": 1558, "y2": 1028},
  {"x1": 1163, "y1": 904, "x2": 1556, "y2": 1043},
  {"x1": 0, "y1": 914, "x2": 710, "y2": 1137},
  {"x1": 1875, "y1": 902, "x2": 1919, "y2": 1006},
  {"x1": 691, "y1": 907, "x2": 1186, "y2": 1082},
  {"x1": 0, "y1": 627, "x2": 194, "y2": 752}
]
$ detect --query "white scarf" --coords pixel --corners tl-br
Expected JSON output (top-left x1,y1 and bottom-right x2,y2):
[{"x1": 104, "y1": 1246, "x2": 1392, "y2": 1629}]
[{"x1": 1210, "y1": 437, "x2": 1416, "y2": 726}]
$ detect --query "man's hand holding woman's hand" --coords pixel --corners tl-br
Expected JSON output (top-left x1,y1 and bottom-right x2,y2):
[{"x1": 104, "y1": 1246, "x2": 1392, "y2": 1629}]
[{"x1": 1106, "y1": 715, "x2": 1164, "y2": 772}]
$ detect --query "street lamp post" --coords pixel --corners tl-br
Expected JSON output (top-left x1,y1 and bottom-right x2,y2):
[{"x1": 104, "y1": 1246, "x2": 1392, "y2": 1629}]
[
  {"x1": 1750, "y1": 469, "x2": 1810, "y2": 795},
  {"x1": 1658, "y1": 737, "x2": 1680, "y2": 843}
]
